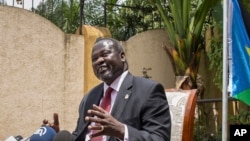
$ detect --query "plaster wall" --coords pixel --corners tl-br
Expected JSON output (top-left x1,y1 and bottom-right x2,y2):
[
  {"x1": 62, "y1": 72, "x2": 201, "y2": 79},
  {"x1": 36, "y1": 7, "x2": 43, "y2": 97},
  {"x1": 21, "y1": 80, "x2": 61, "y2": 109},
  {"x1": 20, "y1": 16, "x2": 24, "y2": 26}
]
[
  {"x1": 0, "y1": 6, "x2": 84, "y2": 139},
  {"x1": 123, "y1": 30, "x2": 175, "y2": 88}
]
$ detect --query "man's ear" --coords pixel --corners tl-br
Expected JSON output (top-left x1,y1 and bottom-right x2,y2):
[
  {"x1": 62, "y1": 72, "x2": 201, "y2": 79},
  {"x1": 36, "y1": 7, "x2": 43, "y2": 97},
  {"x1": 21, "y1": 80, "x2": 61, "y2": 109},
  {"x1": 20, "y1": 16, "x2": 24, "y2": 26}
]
[{"x1": 120, "y1": 52, "x2": 126, "y2": 62}]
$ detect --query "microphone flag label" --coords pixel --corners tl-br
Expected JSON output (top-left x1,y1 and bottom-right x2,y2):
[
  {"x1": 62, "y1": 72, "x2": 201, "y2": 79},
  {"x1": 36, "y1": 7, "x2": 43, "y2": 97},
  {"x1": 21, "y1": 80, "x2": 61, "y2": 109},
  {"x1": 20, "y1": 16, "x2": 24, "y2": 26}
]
[
  {"x1": 230, "y1": 125, "x2": 250, "y2": 140},
  {"x1": 30, "y1": 126, "x2": 56, "y2": 141},
  {"x1": 33, "y1": 127, "x2": 47, "y2": 136}
]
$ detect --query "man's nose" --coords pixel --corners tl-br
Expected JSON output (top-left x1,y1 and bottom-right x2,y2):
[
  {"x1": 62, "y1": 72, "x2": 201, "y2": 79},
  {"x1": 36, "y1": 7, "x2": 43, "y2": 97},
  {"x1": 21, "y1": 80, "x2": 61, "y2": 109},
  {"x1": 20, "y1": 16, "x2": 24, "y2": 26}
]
[{"x1": 96, "y1": 57, "x2": 105, "y2": 64}]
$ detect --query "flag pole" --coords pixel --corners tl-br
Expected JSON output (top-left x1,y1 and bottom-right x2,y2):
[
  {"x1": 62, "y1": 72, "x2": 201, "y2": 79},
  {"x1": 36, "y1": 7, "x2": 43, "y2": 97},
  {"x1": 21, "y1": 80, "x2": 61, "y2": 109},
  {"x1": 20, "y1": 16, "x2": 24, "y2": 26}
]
[{"x1": 222, "y1": 0, "x2": 229, "y2": 140}]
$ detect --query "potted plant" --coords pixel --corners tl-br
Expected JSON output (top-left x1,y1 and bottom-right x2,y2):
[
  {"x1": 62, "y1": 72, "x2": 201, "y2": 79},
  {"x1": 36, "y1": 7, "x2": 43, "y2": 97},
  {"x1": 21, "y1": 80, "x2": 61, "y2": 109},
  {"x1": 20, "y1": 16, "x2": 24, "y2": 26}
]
[{"x1": 149, "y1": 0, "x2": 221, "y2": 90}]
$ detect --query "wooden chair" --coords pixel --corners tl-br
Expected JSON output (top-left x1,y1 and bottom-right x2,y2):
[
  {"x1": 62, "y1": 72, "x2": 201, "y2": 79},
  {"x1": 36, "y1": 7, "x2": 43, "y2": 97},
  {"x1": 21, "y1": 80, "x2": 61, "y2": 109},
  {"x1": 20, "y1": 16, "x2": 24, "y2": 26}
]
[{"x1": 165, "y1": 89, "x2": 197, "y2": 141}]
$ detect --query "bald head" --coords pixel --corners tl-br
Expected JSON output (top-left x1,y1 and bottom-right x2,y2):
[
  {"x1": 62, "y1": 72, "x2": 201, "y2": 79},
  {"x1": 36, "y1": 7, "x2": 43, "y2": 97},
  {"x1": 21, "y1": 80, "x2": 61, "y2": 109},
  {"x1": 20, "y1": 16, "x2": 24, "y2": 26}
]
[
  {"x1": 95, "y1": 38, "x2": 124, "y2": 53},
  {"x1": 91, "y1": 38, "x2": 128, "y2": 84}
]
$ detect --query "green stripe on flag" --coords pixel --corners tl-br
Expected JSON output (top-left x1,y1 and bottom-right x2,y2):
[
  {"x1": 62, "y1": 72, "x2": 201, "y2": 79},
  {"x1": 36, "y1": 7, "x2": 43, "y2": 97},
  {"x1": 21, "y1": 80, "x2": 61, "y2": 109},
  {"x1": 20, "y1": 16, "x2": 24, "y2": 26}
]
[{"x1": 234, "y1": 89, "x2": 250, "y2": 106}]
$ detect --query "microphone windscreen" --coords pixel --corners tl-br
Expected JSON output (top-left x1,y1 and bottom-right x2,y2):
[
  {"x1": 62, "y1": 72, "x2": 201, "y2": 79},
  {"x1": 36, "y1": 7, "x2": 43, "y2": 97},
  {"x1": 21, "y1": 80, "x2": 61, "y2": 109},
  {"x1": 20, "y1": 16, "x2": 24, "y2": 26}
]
[
  {"x1": 53, "y1": 130, "x2": 74, "y2": 141},
  {"x1": 30, "y1": 126, "x2": 56, "y2": 141},
  {"x1": 14, "y1": 135, "x2": 23, "y2": 141}
]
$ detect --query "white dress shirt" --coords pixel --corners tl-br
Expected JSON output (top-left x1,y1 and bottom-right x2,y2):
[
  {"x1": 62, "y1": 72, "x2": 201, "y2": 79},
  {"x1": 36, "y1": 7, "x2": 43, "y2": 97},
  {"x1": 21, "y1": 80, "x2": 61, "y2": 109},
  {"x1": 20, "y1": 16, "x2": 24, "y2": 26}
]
[{"x1": 86, "y1": 71, "x2": 129, "y2": 141}]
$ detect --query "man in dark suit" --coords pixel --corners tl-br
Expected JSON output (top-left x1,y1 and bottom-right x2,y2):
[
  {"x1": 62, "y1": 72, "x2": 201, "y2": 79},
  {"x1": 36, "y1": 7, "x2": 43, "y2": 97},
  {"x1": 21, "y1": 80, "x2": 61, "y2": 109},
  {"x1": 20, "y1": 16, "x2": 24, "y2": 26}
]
[
  {"x1": 72, "y1": 37, "x2": 171, "y2": 141},
  {"x1": 49, "y1": 37, "x2": 171, "y2": 141}
]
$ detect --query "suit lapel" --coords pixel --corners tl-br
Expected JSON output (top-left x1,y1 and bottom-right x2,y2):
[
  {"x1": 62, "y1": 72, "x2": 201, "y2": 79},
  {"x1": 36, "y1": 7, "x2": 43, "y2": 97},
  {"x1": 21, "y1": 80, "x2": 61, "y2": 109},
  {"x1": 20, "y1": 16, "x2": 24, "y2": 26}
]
[
  {"x1": 107, "y1": 74, "x2": 133, "y2": 141},
  {"x1": 84, "y1": 83, "x2": 104, "y2": 116},
  {"x1": 76, "y1": 84, "x2": 104, "y2": 141},
  {"x1": 111, "y1": 73, "x2": 133, "y2": 120}
]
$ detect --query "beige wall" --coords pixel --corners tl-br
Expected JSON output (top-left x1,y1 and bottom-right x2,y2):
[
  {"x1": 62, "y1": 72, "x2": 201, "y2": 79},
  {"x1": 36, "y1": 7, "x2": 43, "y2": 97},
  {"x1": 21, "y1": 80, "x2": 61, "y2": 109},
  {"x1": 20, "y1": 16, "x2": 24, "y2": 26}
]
[
  {"x1": 0, "y1": 6, "x2": 84, "y2": 139},
  {"x1": 123, "y1": 30, "x2": 175, "y2": 88},
  {"x1": 123, "y1": 29, "x2": 217, "y2": 96}
]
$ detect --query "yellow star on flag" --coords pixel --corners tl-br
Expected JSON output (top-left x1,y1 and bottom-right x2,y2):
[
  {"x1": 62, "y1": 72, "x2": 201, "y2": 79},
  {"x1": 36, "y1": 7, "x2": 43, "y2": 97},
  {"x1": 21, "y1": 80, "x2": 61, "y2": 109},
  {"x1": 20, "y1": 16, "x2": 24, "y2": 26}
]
[
  {"x1": 246, "y1": 46, "x2": 250, "y2": 65},
  {"x1": 246, "y1": 46, "x2": 250, "y2": 55}
]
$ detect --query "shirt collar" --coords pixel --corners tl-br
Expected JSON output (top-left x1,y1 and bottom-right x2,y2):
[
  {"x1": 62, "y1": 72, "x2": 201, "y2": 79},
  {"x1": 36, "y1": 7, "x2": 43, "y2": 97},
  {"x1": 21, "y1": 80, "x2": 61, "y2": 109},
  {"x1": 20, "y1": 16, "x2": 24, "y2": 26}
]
[{"x1": 104, "y1": 71, "x2": 128, "y2": 92}]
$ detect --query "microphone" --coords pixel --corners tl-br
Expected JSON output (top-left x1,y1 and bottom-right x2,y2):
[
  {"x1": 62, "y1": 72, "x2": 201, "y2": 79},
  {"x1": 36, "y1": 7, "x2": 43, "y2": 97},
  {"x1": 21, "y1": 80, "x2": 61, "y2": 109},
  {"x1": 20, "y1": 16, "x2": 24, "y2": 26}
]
[
  {"x1": 4, "y1": 135, "x2": 23, "y2": 141},
  {"x1": 29, "y1": 126, "x2": 56, "y2": 141},
  {"x1": 53, "y1": 130, "x2": 74, "y2": 141},
  {"x1": 15, "y1": 135, "x2": 23, "y2": 141}
]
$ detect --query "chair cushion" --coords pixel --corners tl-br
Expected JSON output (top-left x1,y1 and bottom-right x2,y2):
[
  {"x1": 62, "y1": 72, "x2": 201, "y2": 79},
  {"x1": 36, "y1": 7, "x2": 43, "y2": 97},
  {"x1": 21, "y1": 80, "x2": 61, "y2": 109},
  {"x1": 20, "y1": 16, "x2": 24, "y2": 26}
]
[{"x1": 165, "y1": 91, "x2": 191, "y2": 141}]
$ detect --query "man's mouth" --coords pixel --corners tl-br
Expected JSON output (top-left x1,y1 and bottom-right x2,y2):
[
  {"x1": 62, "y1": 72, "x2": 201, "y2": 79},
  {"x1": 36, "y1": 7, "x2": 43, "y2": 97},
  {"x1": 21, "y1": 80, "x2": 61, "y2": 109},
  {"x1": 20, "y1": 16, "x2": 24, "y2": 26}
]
[{"x1": 98, "y1": 66, "x2": 108, "y2": 73}]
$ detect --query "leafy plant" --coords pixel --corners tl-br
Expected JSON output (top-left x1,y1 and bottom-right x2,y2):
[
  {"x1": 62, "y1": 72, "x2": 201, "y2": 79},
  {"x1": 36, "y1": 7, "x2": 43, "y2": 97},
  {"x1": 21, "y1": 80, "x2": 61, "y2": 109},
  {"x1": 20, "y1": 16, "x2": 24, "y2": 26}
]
[
  {"x1": 230, "y1": 109, "x2": 250, "y2": 125},
  {"x1": 105, "y1": 0, "x2": 162, "y2": 40},
  {"x1": 206, "y1": 26, "x2": 223, "y2": 90},
  {"x1": 194, "y1": 122, "x2": 222, "y2": 141},
  {"x1": 241, "y1": 0, "x2": 250, "y2": 13},
  {"x1": 205, "y1": 1, "x2": 223, "y2": 90},
  {"x1": 35, "y1": 0, "x2": 80, "y2": 33},
  {"x1": 149, "y1": 0, "x2": 220, "y2": 89},
  {"x1": 83, "y1": 0, "x2": 105, "y2": 26},
  {"x1": 194, "y1": 103, "x2": 222, "y2": 141}
]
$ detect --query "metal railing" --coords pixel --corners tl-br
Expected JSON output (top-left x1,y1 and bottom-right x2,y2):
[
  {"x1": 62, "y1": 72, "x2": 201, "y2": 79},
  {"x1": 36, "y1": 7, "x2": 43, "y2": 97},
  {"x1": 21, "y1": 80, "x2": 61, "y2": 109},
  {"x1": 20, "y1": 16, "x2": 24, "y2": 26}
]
[
  {"x1": 1, "y1": 0, "x2": 164, "y2": 38},
  {"x1": 0, "y1": 0, "x2": 37, "y2": 11},
  {"x1": 103, "y1": 3, "x2": 163, "y2": 29},
  {"x1": 195, "y1": 97, "x2": 250, "y2": 140}
]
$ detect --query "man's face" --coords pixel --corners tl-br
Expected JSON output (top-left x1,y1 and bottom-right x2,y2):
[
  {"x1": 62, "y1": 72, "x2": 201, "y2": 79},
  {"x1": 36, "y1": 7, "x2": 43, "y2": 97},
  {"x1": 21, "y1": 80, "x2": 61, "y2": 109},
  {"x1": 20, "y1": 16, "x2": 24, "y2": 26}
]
[{"x1": 91, "y1": 40, "x2": 125, "y2": 85}]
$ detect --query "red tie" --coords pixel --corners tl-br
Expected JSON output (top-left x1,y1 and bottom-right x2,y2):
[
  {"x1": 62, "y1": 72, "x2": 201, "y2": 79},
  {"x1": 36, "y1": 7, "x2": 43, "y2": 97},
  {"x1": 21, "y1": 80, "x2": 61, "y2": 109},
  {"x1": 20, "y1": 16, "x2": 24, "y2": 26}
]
[
  {"x1": 100, "y1": 87, "x2": 113, "y2": 112},
  {"x1": 91, "y1": 87, "x2": 113, "y2": 141}
]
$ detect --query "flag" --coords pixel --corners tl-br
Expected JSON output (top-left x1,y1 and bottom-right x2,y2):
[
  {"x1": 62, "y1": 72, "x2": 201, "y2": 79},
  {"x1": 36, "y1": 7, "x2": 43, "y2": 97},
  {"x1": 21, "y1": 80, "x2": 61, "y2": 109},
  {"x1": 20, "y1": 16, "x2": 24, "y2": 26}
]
[{"x1": 231, "y1": 0, "x2": 250, "y2": 105}]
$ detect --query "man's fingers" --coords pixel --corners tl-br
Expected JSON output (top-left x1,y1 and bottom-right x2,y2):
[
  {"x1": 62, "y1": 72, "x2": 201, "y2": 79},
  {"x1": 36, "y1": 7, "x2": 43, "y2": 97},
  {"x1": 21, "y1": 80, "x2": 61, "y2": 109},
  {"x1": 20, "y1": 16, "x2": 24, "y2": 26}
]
[
  {"x1": 88, "y1": 125, "x2": 104, "y2": 131},
  {"x1": 85, "y1": 116, "x2": 103, "y2": 123},
  {"x1": 90, "y1": 131, "x2": 102, "y2": 138},
  {"x1": 52, "y1": 113, "x2": 60, "y2": 132},
  {"x1": 41, "y1": 114, "x2": 60, "y2": 132},
  {"x1": 92, "y1": 104, "x2": 106, "y2": 113},
  {"x1": 87, "y1": 109, "x2": 106, "y2": 119},
  {"x1": 88, "y1": 125, "x2": 105, "y2": 138},
  {"x1": 42, "y1": 119, "x2": 48, "y2": 124},
  {"x1": 53, "y1": 113, "x2": 59, "y2": 125}
]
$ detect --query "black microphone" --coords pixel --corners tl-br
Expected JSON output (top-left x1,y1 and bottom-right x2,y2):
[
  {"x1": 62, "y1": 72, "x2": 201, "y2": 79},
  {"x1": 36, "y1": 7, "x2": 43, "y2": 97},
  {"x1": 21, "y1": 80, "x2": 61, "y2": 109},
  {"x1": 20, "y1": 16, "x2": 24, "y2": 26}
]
[
  {"x1": 53, "y1": 130, "x2": 74, "y2": 141},
  {"x1": 14, "y1": 135, "x2": 23, "y2": 141},
  {"x1": 4, "y1": 135, "x2": 24, "y2": 141}
]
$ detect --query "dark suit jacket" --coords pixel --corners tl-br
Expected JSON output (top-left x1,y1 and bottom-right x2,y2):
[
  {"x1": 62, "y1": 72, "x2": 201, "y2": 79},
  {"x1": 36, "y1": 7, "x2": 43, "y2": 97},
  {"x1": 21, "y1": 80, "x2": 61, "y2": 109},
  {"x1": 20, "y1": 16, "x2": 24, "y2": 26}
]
[{"x1": 73, "y1": 72, "x2": 171, "y2": 141}]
